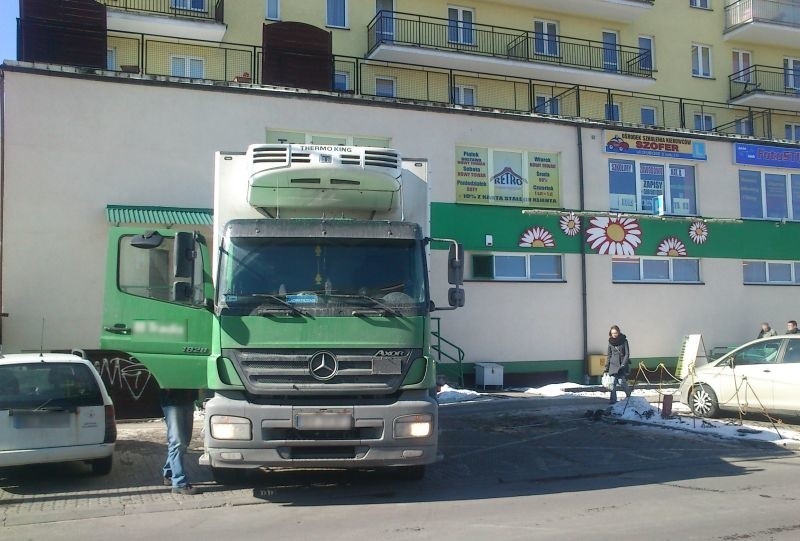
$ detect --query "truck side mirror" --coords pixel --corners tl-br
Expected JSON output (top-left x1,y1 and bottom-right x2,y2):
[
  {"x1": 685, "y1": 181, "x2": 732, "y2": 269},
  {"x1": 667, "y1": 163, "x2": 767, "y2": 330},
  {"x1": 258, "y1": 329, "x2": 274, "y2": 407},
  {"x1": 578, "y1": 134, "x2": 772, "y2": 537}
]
[
  {"x1": 130, "y1": 231, "x2": 164, "y2": 249},
  {"x1": 448, "y1": 287, "x2": 465, "y2": 308},
  {"x1": 173, "y1": 281, "x2": 193, "y2": 302},
  {"x1": 174, "y1": 232, "x2": 196, "y2": 279},
  {"x1": 448, "y1": 243, "x2": 464, "y2": 285}
]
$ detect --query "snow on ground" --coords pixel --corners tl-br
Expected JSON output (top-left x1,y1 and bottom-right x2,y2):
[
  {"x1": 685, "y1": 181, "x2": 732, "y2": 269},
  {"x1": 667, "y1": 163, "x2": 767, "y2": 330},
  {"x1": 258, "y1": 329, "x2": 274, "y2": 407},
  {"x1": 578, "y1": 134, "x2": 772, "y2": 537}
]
[
  {"x1": 437, "y1": 384, "x2": 481, "y2": 404},
  {"x1": 522, "y1": 382, "x2": 653, "y2": 400}
]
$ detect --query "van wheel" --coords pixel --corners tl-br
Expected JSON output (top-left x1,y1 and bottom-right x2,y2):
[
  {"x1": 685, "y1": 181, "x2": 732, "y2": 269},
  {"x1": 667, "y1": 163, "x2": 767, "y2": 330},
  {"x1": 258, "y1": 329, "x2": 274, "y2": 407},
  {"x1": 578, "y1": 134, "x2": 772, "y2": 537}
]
[
  {"x1": 689, "y1": 384, "x2": 719, "y2": 418},
  {"x1": 212, "y1": 466, "x2": 247, "y2": 485},
  {"x1": 91, "y1": 455, "x2": 113, "y2": 475}
]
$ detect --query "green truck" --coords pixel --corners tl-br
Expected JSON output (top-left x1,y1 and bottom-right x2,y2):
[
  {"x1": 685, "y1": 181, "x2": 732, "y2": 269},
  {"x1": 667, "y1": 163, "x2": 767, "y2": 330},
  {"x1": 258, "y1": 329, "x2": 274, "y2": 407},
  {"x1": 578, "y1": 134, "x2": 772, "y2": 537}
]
[{"x1": 101, "y1": 144, "x2": 464, "y2": 481}]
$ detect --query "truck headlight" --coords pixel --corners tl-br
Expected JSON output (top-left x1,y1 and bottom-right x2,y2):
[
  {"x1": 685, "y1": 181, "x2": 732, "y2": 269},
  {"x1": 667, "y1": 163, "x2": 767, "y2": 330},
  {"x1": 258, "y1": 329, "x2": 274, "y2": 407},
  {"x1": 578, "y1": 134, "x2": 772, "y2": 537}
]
[
  {"x1": 394, "y1": 414, "x2": 433, "y2": 439},
  {"x1": 210, "y1": 415, "x2": 252, "y2": 440}
]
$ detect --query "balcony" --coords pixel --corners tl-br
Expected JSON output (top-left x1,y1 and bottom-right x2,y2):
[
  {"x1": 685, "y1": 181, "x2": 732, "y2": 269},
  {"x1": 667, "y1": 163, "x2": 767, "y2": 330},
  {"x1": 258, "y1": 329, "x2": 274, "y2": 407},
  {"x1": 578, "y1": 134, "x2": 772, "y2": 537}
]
[
  {"x1": 491, "y1": 0, "x2": 655, "y2": 23},
  {"x1": 100, "y1": 0, "x2": 226, "y2": 42},
  {"x1": 367, "y1": 12, "x2": 654, "y2": 91},
  {"x1": 724, "y1": 0, "x2": 800, "y2": 46},
  {"x1": 730, "y1": 65, "x2": 800, "y2": 111}
]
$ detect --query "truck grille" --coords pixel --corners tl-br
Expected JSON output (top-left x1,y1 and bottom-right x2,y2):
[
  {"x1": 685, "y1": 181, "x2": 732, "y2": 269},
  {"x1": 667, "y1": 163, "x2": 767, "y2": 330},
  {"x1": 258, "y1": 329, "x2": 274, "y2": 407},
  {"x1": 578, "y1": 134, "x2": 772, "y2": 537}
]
[{"x1": 223, "y1": 348, "x2": 421, "y2": 395}]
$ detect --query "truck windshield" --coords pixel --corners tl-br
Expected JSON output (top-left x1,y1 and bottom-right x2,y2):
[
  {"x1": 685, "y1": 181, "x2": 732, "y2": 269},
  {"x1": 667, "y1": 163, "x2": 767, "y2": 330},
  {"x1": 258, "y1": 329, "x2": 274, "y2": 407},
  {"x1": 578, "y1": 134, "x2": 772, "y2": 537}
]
[{"x1": 218, "y1": 237, "x2": 427, "y2": 315}]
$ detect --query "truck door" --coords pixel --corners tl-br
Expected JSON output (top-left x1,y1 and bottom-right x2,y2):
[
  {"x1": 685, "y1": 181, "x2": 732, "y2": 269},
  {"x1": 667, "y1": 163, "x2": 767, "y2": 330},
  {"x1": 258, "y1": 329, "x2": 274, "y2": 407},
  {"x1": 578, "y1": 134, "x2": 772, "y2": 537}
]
[{"x1": 101, "y1": 228, "x2": 213, "y2": 389}]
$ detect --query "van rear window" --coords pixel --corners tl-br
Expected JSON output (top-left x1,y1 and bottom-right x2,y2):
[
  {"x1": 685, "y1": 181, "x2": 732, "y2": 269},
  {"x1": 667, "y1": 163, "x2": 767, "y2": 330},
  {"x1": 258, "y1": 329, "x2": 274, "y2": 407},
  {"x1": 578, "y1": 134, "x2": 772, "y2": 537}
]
[{"x1": 0, "y1": 363, "x2": 103, "y2": 410}]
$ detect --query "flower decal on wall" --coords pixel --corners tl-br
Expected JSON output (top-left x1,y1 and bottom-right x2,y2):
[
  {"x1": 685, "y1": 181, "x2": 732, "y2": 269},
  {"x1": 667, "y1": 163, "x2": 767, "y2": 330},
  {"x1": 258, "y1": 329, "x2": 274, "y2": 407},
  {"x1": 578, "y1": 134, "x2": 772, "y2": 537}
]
[
  {"x1": 656, "y1": 237, "x2": 687, "y2": 257},
  {"x1": 688, "y1": 220, "x2": 708, "y2": 244},
  {"x1": 559, "y1": 212, "x2": 581, "y2": 236},
  {"x1": 585, "y1": 216, "x2": 642, "y2": 255},
  {"x1": 519, "y1": 227, "x2": 556, "y2": 248}
]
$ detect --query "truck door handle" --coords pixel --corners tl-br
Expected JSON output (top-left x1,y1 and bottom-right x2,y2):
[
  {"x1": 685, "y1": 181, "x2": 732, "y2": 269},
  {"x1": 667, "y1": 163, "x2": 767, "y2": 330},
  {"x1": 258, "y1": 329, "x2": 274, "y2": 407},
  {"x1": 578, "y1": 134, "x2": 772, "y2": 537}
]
[
  {"x1": 104, "y1": 324, "x2": 131, "y2": 335},
  {"x1": 762, "y1": 369, "x2": 771, "y2": 373}
]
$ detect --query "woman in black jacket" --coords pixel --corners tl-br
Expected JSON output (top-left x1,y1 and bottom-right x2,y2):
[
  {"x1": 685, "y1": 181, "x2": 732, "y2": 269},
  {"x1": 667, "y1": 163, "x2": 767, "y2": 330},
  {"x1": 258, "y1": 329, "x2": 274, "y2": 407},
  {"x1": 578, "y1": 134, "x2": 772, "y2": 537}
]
[{"x1": 605, "y1": 325, "x2": 632, "y2": 404}]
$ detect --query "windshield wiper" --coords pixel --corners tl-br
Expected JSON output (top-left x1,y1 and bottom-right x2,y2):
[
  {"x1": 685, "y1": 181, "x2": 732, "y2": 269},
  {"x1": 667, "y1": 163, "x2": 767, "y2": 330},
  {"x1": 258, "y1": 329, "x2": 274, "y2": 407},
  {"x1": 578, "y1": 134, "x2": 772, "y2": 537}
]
[
  {"x1": 225, "y1": 293, "x2": 308, "y2": 317},
  {"x1": 327, "y1": 294, "x2": 404, "y2": 318}
]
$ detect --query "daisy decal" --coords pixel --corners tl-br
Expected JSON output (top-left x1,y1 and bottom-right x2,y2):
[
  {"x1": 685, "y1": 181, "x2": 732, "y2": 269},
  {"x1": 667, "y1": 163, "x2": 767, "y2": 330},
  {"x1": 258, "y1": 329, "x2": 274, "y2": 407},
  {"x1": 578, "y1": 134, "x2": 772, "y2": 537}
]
[
  {"x1": 656, "y1": 237, "x2": 687, "y2": 257},
  {"x1": 518, "y1": 227, "x2": 556, "y2": 248},
  {"x1": 585, "y1": 216, "x2": 642, "y2": 255},
  {"x1": 559, "y1": 212, "x2": 581, "y2": 237},
  {"x1": 688, "y1": 220, "x2": 708, "y2": 244}
]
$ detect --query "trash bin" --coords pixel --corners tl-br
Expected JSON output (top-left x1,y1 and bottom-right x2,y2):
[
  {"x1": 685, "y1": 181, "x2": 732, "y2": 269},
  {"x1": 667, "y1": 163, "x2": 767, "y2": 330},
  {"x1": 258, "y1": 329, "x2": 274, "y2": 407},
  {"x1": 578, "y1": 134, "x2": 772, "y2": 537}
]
[{"x1": 475, "y1": 362, "x2": 503, "y2": 389}]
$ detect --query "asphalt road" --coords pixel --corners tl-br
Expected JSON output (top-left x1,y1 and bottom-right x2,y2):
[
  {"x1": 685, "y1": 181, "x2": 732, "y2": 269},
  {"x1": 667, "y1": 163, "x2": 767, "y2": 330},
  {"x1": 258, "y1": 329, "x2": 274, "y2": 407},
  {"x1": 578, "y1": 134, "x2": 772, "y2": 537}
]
[{"x1": 3, "y1": 394, "x2": 800, "y2": 540}]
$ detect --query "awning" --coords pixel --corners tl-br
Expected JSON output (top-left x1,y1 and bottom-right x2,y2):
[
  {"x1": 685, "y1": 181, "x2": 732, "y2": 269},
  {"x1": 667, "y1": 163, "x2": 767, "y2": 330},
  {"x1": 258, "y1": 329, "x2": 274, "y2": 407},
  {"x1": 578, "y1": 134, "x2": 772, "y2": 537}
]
[{"x1": 106, "y1": 205, "x2": 213, "y2": 227}]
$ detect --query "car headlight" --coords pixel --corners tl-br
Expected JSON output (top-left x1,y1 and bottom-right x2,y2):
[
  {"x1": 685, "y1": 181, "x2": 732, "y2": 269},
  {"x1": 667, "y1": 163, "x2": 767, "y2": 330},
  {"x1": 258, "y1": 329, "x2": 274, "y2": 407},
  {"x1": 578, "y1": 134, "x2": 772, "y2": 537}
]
[
  {"x1": 394, "y1": 414, "x2": 433, "y2": 439},
  {"x1": 210, "y1": 415, "x2": 252, "y2": 440}
]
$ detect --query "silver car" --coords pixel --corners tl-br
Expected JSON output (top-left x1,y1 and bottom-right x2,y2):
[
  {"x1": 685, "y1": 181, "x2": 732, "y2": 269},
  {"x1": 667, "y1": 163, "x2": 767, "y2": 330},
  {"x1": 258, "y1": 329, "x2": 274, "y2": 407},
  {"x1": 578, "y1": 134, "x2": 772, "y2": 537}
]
[
  {"x1": 0, "y1": 354, "x2": 116, "y2": 474},
  {"x1": 680, "y1": 335, "x2": 800, "y2": 418}
]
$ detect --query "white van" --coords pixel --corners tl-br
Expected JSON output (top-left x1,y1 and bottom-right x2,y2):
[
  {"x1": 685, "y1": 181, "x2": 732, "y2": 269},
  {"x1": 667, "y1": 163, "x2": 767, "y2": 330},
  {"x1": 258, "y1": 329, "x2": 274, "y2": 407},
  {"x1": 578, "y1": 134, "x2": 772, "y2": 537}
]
[{"x1": 0, "y1": 353, "x2": 116, "y2": 474}]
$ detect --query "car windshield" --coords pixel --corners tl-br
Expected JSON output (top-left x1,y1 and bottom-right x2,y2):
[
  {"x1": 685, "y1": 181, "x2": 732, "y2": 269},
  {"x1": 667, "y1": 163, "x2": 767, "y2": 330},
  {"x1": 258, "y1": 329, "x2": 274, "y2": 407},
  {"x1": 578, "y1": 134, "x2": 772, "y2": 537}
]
[
  {"x1": 0, "y1": 362, "x2": 103, "y2": 410},
  {"x1": 217, "y1": 237, "x2": 427, "y2": 316}
]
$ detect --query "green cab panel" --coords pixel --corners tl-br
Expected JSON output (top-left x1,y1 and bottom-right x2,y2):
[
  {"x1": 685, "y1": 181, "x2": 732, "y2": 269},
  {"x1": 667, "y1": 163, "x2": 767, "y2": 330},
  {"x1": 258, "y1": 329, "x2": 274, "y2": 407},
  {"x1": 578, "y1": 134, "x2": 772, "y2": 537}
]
[{"x1": 101, "y1": 228, "x2": 213, "y2": 389}]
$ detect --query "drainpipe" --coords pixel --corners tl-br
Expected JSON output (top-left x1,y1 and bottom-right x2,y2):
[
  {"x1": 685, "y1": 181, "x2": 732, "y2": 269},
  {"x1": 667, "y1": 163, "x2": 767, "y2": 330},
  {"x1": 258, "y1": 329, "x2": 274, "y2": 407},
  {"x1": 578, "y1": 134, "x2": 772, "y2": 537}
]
[
  {"x1": 0, "y1": 69, "x2": 6, "y2": 349},
  {"x1": 577, "y1": 125, "x2": 588, "y2": 382}
]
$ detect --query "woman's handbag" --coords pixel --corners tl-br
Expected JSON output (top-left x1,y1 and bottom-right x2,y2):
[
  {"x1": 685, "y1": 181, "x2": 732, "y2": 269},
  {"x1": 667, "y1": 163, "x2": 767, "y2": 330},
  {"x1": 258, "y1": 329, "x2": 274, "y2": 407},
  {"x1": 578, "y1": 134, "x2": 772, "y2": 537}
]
[{"x1": 601, "y1": 372, "x2": 614, "y2": 390}]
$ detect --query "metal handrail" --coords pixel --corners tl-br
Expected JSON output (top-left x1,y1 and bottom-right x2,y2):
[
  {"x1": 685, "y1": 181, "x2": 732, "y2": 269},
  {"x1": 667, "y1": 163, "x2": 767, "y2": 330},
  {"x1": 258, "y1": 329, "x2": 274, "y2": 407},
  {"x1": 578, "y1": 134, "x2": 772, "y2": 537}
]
[
  {"x1": 431, "y1": 317, "x2": 465, "y2": 387},
  {"x1": 725, "y1": 0, "x2": 800, "y2": 31},
  {"x1": 730, "y1": 64, "x2": 800, "y2": 100},
  {"x1": 367, "y1": 11, "x2": 653, "y2": 78},
  {"x1": 97, "y1": 0, "x2": 224, "y2": 21}
]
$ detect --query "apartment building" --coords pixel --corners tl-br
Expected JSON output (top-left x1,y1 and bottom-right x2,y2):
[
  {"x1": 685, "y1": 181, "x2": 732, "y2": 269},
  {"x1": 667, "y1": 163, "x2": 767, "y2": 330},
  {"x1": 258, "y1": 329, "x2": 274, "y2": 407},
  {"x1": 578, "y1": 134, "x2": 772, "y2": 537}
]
[{"x1": 3, "y1": 0, "x2": 800, "y2": 387}]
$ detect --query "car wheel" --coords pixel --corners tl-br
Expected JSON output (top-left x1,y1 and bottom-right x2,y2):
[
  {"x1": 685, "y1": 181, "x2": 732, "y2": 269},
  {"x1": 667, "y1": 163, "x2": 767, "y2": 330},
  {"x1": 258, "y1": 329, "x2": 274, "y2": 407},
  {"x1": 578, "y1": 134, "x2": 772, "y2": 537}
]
[
  {"x1": 91, "y1": 455, "x2": 113, "y2": 476},
  {"x1": 689, "y1": 384, "x2": 719, "y2": 418},
  {"x1": 211, "y1": 466, "x2": 247, "y2": 485}
]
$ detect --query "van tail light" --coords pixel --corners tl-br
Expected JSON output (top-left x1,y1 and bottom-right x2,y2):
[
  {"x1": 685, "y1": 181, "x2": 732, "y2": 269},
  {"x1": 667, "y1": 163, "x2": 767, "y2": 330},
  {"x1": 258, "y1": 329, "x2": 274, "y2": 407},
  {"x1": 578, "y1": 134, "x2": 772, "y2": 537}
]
[{"x1": 104, "y1": 404, "x2": 117, "y2": 443}]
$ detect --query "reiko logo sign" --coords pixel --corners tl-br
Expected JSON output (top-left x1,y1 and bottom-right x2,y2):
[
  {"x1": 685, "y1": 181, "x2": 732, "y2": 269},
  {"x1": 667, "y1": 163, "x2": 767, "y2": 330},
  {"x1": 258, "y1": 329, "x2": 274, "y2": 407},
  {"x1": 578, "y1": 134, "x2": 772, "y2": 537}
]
[
  {"x1": 604, "y1": 131, "x2": 707, "y2": 161},
  {"x1": 734, "y1": 143, "x2": 800, "y2": 169}
]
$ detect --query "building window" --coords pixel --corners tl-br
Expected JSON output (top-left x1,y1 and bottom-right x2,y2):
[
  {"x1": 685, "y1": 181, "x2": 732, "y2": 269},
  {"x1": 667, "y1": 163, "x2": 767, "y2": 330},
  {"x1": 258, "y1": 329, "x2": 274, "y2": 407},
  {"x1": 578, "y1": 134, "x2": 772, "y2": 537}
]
[
  {"x1": 735, "y1": 118, "x2": 753, "y2": 136},
  {"x1": 785, "y1": 58, "x2": 800, "y2": 90},
  {"x1": 375, "y1": 0, "x2": 394, "y2": 40},
  {"x1": 448, "y1": 6, "x2": 475, "y2": 45},
  {"x1": 692, "y1": 44, "x2": 712, "y2": 78},
  {"x1": 786, "y1": 123, "x2": 800, "y2": 141},
  {"x1": 107, "y1": 47, "x2": 116, "y2": 71},
  {"x1": 602, "y1": 31, "x2": 619, "y2": 72},
  {"x1": 640, "y1": 107, "x2": 657, "y2": 126},
  {"x1": 693, "y1": 113, "x2": 714, "y2": 131},
  {"x1": 690, "y1": 0, "x2": 710, "y2": 8},
  {"x1": 638, "y1": 36, "x2": 654, "y2": 70},
  {"x1": 612, "y1": 257, "x2": 701, "y2": 283},
  {"x1": 732, "y1": 50, "x2": 752, "y2": 83},
  {"x1": 172, "y1": 0, "x2": 205, "y2": 10},
  {"x1": 739, "y1": 170, "x2": 800, "y2": 220},
  {"x1": 609, "y1": 160, "x2": 697, "y2": 215},
  {"x1": 534, "y1": 19, "x2": 559, "y2": 56},
  {"x1": 266, "y1": 0, "x2": 280, "y2": 20},
  {"x1": 334, "y1": 72, "x2": 349, "y2": 91},
  {"x1": 327, "y1": 0, "x2": 347, "y2": 28},
  {"x1": 605, "y1": 102, "x2": 621, "y2": 121},
  {"x1": 375, "y1": 76, "x2": 395, "y2": 97},
  {"x1": 471, "y1": 253, "x2": 564, "y2": 281},
  {"x1": 743, "y1": 261, "x2": 800, "y2": 284},
  {"x1": 535, "y1": 95, "x2": 560, "y2": 115},
  {"x1": 170, "y1": 56, "x2": 204, "y2": 78},
  {"x1": 453, "y1": 85, "x2": 476, "y2": 105}
]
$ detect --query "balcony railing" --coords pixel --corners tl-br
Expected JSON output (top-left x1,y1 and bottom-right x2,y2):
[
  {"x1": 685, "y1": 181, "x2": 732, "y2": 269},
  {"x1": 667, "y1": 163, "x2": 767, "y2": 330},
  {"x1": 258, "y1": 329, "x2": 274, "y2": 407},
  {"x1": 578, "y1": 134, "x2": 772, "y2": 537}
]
[
  {"x1": 725, "y1": 0, "x2": 800, "y2": 31},
  {"x1": 367, "y1": 11, "x2": 653, "y2": 79},
  {"x1": 98, "y1": 0, "x2": 224, "y2": 22},
  {"x1": 730, "y1": 65, "x2": 800, "y2": 99}
]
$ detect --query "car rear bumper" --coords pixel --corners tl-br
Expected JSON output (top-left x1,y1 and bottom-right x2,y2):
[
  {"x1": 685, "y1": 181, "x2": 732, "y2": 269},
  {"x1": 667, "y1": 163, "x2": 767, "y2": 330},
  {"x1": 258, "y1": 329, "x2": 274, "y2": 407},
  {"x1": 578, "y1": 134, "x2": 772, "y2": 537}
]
[{"x1": 0, "y1": 443, "x2": 114, "y2": 468}]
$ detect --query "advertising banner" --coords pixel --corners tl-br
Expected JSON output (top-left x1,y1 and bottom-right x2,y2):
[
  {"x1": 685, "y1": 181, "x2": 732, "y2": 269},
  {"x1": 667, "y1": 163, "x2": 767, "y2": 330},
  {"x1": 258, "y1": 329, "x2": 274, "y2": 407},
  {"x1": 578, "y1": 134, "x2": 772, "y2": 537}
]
[
  {"x1": 734, "y1": 143, "x2": 800, "y2": 169},
  {"x1": 604, "y1": 130, "x2": 707, "y2": 161}
]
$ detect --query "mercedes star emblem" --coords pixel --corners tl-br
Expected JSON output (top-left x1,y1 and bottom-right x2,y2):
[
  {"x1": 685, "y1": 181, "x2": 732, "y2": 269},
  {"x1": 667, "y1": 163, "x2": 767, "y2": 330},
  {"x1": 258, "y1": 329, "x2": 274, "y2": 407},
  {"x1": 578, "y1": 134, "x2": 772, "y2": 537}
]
[{"x1": 309, "y1": 351, "x2": 338, "y2": 381}]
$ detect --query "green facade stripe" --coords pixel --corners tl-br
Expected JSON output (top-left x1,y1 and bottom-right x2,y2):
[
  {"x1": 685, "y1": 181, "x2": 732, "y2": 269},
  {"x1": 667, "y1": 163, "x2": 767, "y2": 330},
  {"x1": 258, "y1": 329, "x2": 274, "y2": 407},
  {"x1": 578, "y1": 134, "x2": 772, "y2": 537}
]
[
  {"x1": 431, "y1": 203, "x2": 800, "y2": 260},
  {"x1": 106, "y1": 205, "x2": 213, "y2": 226}
]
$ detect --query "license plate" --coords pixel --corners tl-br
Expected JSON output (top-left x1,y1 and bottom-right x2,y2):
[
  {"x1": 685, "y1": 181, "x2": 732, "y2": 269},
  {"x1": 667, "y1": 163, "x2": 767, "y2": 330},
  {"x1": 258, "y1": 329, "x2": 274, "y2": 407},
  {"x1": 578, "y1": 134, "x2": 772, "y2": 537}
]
[
  {"x1": 12, "y1": 411, "x2": 71, "y2": 429},
  {"x1": 295, "y1": 413, "x2": 353, "y2": 430}
]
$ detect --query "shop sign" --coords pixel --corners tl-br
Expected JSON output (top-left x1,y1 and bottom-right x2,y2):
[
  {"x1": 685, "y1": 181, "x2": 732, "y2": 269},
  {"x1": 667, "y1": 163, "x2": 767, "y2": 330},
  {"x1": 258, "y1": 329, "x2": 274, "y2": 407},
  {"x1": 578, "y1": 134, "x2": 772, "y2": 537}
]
[
  {"x1": 604, "y1": 130, "x2": 707, "y2": 161},
  {"x1": 734, "y1": 143, "x2": 800, "y2": 169}
]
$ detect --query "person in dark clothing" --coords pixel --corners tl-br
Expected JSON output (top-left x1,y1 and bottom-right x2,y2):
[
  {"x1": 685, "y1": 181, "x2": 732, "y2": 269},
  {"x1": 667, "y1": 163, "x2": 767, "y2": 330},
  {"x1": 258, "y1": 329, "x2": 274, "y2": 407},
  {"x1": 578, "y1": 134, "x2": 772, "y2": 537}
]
[
  {"x1": 787, "y1": 321, "x2": 799, "y2": 335},
  {"x1": 604, "y1": 325, "x2": 632, "y2": 405},
  {"x1": 160, "y1": 388, "x2": 200, "y2": 495},
  {"x1": 758, "y1": 322, "x2": 777, "y2": 339}
]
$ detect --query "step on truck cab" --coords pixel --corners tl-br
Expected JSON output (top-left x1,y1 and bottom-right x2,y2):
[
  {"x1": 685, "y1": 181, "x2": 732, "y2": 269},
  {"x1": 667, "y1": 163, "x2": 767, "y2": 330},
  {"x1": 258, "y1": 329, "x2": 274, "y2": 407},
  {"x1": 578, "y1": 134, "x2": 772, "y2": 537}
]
[{"x1": 101, "y1": 144, "x2": 465, "y2": 482}]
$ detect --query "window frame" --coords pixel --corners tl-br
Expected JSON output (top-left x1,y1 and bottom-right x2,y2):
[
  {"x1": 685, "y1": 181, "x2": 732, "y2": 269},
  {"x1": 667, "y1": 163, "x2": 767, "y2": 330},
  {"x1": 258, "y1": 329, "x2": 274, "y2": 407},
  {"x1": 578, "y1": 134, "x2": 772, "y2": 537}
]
[
  {"x1": 602, "y1": 30, "x2": 619, "y2": 73},
  {"x1": 638, "y1": 35, "x2": 654, "y2": 70},
  {"x1": 612, "y1": 256, "x2": 702, "y2": 284},
  {"x1": 640, "y1": 106, "x2": 657, "y2": 126},
  {"x1": 266, "y1": 0, "x2": 280, "y2": 20},
  {"x1": 171, "y1": 0, "x2": 206, "y2": 11},
  {"x1": 608, "y1": 159, "x2": 698, "y2": 216},
  {"x1": 534, "y1": 94, "x2": 560, "y2": 115},
  {"x1": 374, "y1": 76, "x2": 396, "y2": 98},
  {"x1": 453, "y1": 84, "x2": 476, "y2": 106},
  {"x1": 605, "y1": 102, "x2": 621, "y2": 122},
  {"x1": 692, "y1": 43, "x2": 713, "y2": 78},
  {"x1": 334, "y1": 71, "x2": 350, "y2": 92},
  {"x1": 784, "y1": 57, "x2": 800, "y2": 90},
  {"x1": 732, "y1": 49, "x2": 752, "y2": 83},
  {"x1": 470, "y1": 253, "x2": 565, "y2": 282},
  {"x1": 693, "y1": 112, "x2": 715, "y2": 131},
  {"x1": 170, "y1": 55, "x2": 205, "y2": 79},
  {"x1": 327, "y1": 0, "x2": 348, "y2": 28},
  {"x1": 786, "y1": 123, "x2": 800, "y2": 141},
  {"x1": 689, "y1": 0, "x2": 710, "y2": 9},
  {"x1": 448, "y1": 5, "x2": 476, "y2": 45},
  {"x1": 738, "y1": 169, "x2": 800, "y2": 220},
  {"x1": 743, "y1": 260, "x2": 800, "y2": 285},
  {"x1": 533, "y1": 19, "x2": 560, "y2": 57},
  {"x1": 107, "y1": 47, "x2": 116, "y2": 71}
]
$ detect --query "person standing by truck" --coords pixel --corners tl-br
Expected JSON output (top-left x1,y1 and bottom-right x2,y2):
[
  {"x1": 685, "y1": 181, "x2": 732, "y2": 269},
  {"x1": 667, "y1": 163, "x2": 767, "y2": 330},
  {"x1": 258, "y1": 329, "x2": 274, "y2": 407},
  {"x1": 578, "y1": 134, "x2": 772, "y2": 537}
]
[
  {"x1": 161, "y1": 388, "x2": 200, "y2": 495},
  {"x1": 604, "y1": 325, "x2": 631, "y2": 405}
]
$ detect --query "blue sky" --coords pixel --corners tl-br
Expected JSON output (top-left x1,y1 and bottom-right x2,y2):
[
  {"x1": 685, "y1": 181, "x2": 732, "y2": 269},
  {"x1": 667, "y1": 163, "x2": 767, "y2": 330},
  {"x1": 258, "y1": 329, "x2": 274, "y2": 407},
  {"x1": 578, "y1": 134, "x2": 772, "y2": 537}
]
[{"x1": 1, "y1": 2, "x2": 19, "y2": 63}]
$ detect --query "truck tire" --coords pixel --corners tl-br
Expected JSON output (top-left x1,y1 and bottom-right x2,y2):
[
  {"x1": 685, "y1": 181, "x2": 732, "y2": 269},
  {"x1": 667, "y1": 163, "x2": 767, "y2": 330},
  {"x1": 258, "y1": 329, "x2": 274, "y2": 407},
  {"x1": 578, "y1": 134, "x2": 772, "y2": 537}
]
[
  {"x1": 211, "y1": 466, "x2": 247, "y2": 485},
  {"x1": 90, "y1": 455, "x2": 113, "y2": 476}
]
